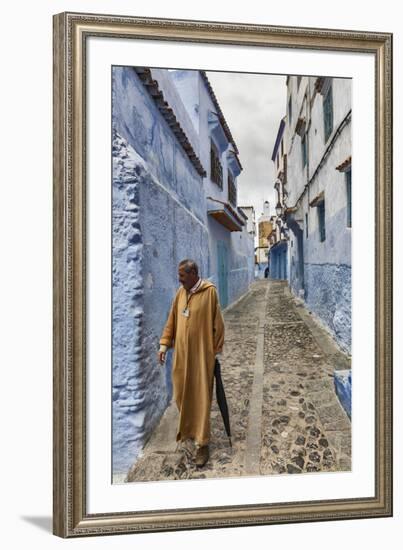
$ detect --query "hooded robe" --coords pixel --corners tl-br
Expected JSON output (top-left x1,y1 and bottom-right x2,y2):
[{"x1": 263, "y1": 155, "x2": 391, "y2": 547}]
[{"x1": 159, "y1": 280, "x2": 225, "y2": 447}]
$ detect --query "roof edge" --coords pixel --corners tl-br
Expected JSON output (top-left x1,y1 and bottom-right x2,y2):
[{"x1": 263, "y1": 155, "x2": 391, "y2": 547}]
[
  {"x1": 200, "y1": 71, "x2": 240, "y2": 157},
  {"x1": 134, "y1": 67, "x2": 207, "y2": 177}
]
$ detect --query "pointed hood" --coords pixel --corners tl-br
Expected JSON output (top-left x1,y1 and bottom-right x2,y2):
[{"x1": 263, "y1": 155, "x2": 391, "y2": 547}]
[
  {"x1": 196, "y1": 279, "x2": 216, "y2": 293},
  {"x1": 179, "y1": 278, "x2": 216, "y2": 295}
]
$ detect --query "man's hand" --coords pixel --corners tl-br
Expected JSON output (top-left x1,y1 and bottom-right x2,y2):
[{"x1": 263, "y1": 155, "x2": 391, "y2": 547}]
[{"x1": 158, "y1": 344, "x2": 168, "y2": 365}]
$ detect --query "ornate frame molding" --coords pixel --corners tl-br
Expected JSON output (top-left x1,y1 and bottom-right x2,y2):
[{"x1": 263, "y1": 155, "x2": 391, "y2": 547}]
[{"x1": 53, "y1": 12, "x2": 392, "y2": 537}]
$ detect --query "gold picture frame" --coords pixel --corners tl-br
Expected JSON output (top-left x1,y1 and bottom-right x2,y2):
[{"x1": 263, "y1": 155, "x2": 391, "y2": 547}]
[{"x1": 53, "y1": 11, "x2": 392, "y2": 537}]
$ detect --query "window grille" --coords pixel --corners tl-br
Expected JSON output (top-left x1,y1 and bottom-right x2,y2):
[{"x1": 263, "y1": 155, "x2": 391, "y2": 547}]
[{"x1": 210, "y1": 141, "x2": 223, "y2": 188}]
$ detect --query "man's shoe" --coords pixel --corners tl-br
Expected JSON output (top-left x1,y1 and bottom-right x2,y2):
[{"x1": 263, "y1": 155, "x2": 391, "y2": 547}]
[{"x1": 194, "y1": 445, "x2": 209, "y2": 468}]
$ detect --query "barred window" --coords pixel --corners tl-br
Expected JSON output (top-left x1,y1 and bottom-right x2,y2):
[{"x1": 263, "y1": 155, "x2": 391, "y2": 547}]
[
  {"x1": 228, "y1": 172, "x2": 237, "y2": 207},
  {"x1": 210, "y1": 141, "x2": 223, "y2": 188}
]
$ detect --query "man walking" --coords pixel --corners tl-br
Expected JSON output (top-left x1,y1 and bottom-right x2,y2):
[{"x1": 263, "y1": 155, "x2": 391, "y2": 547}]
[{"x1": 158, "y1": 259, "x2": 225, "y2": 468}]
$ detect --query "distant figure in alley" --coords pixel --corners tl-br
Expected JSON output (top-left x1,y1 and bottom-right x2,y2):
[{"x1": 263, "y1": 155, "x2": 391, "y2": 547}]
[{"x1": 158, "y1": 260, "x2": 225, "y2": 468}]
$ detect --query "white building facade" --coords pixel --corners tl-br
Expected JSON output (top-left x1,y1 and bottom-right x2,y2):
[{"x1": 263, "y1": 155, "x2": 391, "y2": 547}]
[
  {"x1": 279, "y1": 75, "x2": 352, "y2": 352},
  {"x1": 239, "y1": 205, "x2": 256, "y2": 237}
]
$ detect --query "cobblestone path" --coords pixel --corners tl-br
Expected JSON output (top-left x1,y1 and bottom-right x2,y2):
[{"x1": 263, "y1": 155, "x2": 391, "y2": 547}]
[
  {"x1": 125, "y1": 279, "x2": 351, "y2": 483},
  {"x1": 260, "y1": 282, "x2": 351, "y2": 475}
]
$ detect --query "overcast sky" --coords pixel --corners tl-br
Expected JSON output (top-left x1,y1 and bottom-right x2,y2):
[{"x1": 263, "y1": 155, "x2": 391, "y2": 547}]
[{"x1": 205, "y1": 70, "x2": 287, "y2": 222}]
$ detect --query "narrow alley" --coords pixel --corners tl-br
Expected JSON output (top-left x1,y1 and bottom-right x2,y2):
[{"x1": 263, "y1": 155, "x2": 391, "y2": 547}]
[{"x1": 125, "y1": 279, "x2": 351, "y2": 482}]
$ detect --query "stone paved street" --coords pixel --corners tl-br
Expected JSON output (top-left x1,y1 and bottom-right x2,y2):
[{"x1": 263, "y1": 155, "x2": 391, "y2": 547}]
[{"x1": 124, "y1": 279, "x2": 351, "y2": 483}]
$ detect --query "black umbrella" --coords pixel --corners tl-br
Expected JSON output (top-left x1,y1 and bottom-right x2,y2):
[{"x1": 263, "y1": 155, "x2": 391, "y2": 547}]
[{"x1": 214, "y1": 358, "x2": 232, "y2": 448}]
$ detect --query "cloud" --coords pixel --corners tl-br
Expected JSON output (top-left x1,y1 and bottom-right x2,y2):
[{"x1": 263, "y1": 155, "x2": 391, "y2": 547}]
[{"x1": 206, "y1": 70, "x2": 286, "y2": 219}]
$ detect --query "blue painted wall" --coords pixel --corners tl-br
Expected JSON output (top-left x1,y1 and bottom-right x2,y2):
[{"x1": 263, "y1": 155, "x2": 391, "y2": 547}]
[
  {"x1": 297, "y1": 206, "x2": 352, "y2": 353},
  {"x1": 112, "y1": 67, "x2": 254, "y2": 477},
  {"x1": 334, "y1": 369, "x2": 352, "y2": 419},
  {"x1": 112, "y1": 67, "x2": 209, "y2": 477},
  {"x1": 170, "y1": 69, "x2": 255, "y2": 306},
  {"x1": 304, "y1": 263, "x2": 351, "y2": 352}
]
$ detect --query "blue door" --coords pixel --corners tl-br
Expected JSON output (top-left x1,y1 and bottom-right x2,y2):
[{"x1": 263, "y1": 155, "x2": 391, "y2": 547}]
[{"x1": 217, "y1": 241, "x2": 229, "y2": 309}]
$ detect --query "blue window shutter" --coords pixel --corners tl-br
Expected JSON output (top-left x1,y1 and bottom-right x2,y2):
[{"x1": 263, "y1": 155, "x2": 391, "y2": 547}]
[
  {"x1": 301, "y1": 134, "x2": 307, "y2": 167},
  {"x1": 323, "y1": 85, "x2": 333, "y2": 142},
  {"x1": 346, "y1": 169, "x2": 352, "y2": 227},
  {"x1": 318, "y1": 201, "x2": 326, "y2": 242}
]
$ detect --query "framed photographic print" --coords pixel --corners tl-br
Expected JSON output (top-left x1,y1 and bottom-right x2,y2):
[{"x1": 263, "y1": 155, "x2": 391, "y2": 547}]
[{"x1": 53, "y1": 11, "x2": 392, "y2": 537}]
